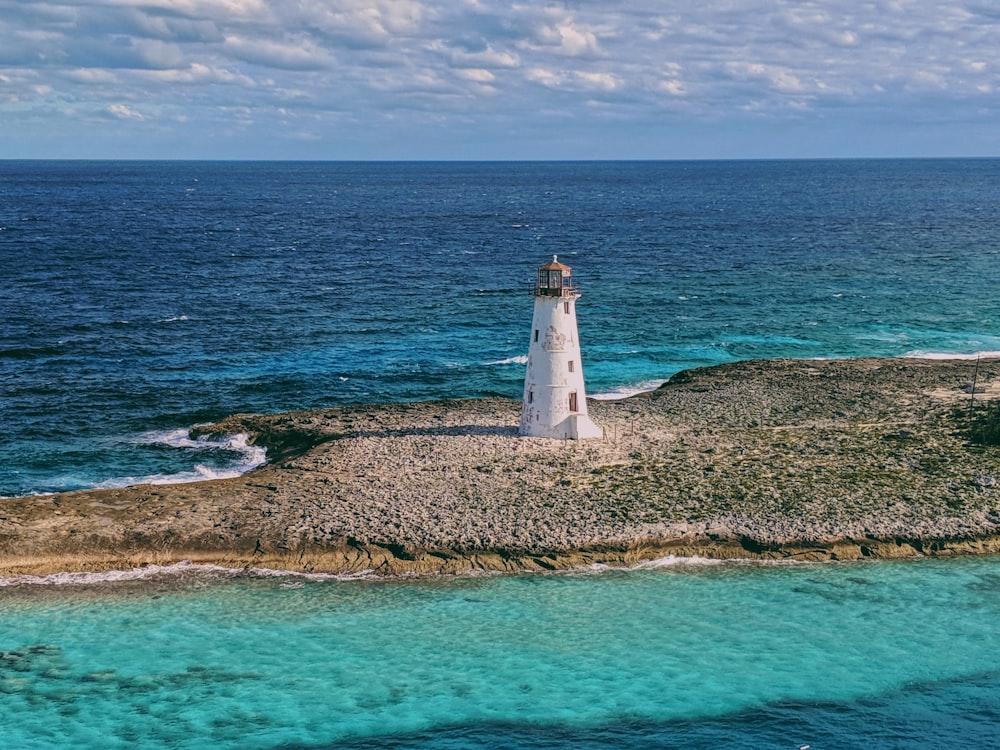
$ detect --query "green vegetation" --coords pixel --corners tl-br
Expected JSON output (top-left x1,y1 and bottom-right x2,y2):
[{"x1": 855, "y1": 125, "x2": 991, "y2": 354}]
[{"x1": 962, "y1": 401, "x2": 1000, "y2": 447}]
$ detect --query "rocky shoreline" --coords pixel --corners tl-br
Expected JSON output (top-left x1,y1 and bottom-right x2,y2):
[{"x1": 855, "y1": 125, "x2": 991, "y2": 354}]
[{"x1": 2, "y1": 357, "x2": 1000, "y2": 578}]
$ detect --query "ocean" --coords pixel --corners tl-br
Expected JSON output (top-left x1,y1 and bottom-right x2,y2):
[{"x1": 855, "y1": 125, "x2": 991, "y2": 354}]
[
  {"x1": 2, "y1": 159, "x2": 1000, "y2": 748},
  {"x1": 3, "y1": 559, "x2": 1000, "y2": 749}
]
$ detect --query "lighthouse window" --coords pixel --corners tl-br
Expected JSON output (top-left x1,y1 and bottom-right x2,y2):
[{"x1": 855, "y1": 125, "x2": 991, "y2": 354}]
[
  {"x1": 568, "y1": 360, "x2": 574, "y2": 373},
  {"x1": 569, "y1": 392, "x2": 578, "y2": 412},
  {"x1": 534, "y1": 329, "x2": 539, "y2": 342},
  {"x1": 564, "y1": 301, "x2": 570, "y2": 314},
  {"x1": 528, "y1": 390, "x2": 533, "y2": 403}
]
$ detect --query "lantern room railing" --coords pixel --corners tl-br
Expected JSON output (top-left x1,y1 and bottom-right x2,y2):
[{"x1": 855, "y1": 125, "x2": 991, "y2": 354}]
[{"x1": 529, "y1": 281, "x2": 580, "y2": 297}]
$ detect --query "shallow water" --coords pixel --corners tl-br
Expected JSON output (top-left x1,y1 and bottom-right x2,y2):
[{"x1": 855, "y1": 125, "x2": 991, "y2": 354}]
[{"x1": 2, "y1": 557, "x2": 1000, "y2": 749}]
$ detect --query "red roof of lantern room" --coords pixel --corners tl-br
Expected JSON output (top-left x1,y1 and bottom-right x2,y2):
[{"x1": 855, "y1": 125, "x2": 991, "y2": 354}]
[{"x1": 538, "y1": 255, "x2": 571, "y2": 272}]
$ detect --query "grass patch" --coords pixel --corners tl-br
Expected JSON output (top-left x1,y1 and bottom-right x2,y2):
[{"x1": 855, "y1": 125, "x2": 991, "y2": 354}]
[{"x1": 957, "y1": 401, "x2": 1000, "y2": 446}]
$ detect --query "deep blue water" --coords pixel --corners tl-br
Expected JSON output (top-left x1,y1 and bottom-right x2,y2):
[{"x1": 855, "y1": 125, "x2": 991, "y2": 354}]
[
  {"x1": 3, "y1": 159, "x2": 999, "y2": 496},
  {"x1": 3, "y1": 160, "x2": 1000, "y2": 749}
]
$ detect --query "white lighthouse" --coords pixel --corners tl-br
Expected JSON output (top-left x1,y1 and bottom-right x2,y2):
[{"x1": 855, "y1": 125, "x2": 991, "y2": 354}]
[{"x1": 519, "y1": 256, "x2": 603, "y2": 440}]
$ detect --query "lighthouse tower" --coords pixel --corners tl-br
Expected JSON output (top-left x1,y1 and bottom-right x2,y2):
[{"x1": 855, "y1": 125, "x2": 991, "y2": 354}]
[{"x1": 519, "y1": 256, "x2": 603, "y2": 440}]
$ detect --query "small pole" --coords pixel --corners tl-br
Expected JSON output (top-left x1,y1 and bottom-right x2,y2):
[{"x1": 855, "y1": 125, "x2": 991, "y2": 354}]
[{"x1": 970, "y1": 355, "x2": 981, "y2": 410}]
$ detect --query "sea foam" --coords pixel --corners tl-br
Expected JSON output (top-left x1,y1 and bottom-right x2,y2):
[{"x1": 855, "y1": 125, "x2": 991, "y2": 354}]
[
  {"x1": 0, "y1": 560, "x2": 372, "y2": 588},
  {"x1": 94, "y1": 430, "x2": 267, "y2": 490},
  {"x1": 591, "y1": 379, "x2": 667, "y2": 400},
  {"x1": 0, "y1": 561, "x2": 237, "y2": 588},
  {"x1": 485, "y1": 355, "x2": 529, "y2": 366},
  {"x1": 901, "y1": 349, "x2": 1000, "y2": 361},
  {"x1": 0, "y1": 555, "x2": 732, "y2": 589}
]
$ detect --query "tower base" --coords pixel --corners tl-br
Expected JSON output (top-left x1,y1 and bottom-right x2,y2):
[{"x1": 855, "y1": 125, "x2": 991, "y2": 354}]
[{"x1": 519, "y1": 414, "x2": 603, "y2": 440}]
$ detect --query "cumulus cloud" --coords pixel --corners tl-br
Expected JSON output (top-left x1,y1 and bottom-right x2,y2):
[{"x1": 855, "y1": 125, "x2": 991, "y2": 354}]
[
  {"x1": 456, "y1": 68, "x2": 495, "y2": 83},
  {"x1": 106, "y1": 102, "x2": 145, "y2": 120},
  {"x1": 524, "y1": 10, "x2": 604, "y2": 57},
  {"x1": 0, "y1": 0, "x2": 997, "y2": 157},
  {"x1": 526, "y1": 66, "x2": 564, "y2": 89}
]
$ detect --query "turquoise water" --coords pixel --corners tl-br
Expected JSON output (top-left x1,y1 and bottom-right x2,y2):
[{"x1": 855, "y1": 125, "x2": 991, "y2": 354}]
[{"x1": 3, "y1": 558, "x2": 1000, "y2": 748}]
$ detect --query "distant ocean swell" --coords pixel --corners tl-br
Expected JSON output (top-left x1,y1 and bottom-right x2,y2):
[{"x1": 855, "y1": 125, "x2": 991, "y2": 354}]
[{"x1": 3, "y1": 159, "x2": 1000, "y2": 496}]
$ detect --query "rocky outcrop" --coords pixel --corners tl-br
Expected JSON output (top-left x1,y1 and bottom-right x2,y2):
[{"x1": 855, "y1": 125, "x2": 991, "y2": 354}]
[{"x1": 2, "y1": 357, "x2": 999, "y2": 577}]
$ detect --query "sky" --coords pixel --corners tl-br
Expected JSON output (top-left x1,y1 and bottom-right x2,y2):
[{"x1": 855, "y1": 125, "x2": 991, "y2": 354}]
[{"x1": 1, "y1": 0, "x2": 999, "y2": 160}]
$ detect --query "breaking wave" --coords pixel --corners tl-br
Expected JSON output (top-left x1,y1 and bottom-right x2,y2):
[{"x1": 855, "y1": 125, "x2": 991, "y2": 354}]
[
  {"x1": 0, "y1": 560, "x2": 373, "y2": 588},
  {"x1": 591, "y1": 380, "x2": 667, "y2": 400},
  {"x1": 485, "y1": 355, "x2": 528, "y2": 366},
  {"x1": 901, "y1": 350, "x2": 1000, "y2": 361},
  {"x1": 94, "y1": 430, "x2": 267, "y2": 489}
]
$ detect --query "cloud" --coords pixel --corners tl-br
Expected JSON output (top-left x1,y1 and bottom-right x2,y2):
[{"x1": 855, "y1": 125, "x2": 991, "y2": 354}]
[
  {"x1": 111, "y1": 0, "x2": 270, "y2": 20},
  {"x1": 429, "y1": 41, "x2": 520, "y2": 70},
  {"x1": 525, "y1": 10, "x2": 604, "y2": 57},
  {"x1": 139, "y1": 62, "x2": 252, "y2": 85},
  {"x1": 726, "y1": 62, "x2": 808, "y2": 95},
  {"x1": 66, "y1": 67, "x2": 120, "y2": 83},
  {"x1": 0, "y1": 0, "x2": 997, "y2": 158},
  {"x1": 106, "y1": 102, "x2": 145, "y2": 120},
  {"x1": 222, "y1": 34, "x2": 333, "y2": 70},
  {"x1": 525, "y1": 66, "x2": 563, "y2": 89},
  {"x1": 576, "y1": 71, "x2": 619, "y2": 91},
  {"x1": 456, "y1": 68, "x2": 495, "y2": 83}
]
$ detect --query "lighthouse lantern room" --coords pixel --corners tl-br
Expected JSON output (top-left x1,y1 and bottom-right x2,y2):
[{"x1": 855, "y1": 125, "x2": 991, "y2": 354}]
[{"x1": 519, "y1": 256, "x2": 603, "y2": 440}]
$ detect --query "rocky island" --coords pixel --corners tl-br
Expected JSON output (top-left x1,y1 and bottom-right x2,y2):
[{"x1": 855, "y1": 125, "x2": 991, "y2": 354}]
[{"x1": 3, "y1": 357, "x2": 1000, "y2": 578}]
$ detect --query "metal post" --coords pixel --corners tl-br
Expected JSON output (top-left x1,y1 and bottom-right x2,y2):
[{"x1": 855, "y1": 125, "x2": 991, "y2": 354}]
[{"x1": 970, "y1": 355, "x2": 981, "y2": 410}]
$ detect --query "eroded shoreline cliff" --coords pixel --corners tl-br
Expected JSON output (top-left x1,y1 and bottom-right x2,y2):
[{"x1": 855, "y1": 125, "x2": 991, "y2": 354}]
[{"x1": 3, "y1": 357, "x2": 1000, "y2": 578}]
